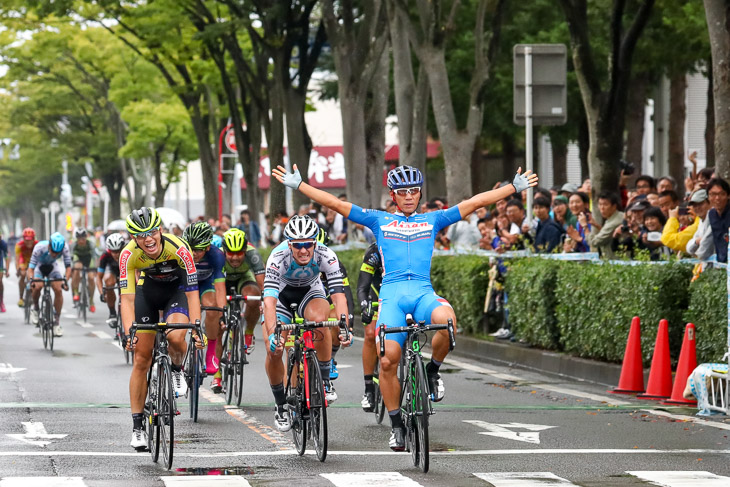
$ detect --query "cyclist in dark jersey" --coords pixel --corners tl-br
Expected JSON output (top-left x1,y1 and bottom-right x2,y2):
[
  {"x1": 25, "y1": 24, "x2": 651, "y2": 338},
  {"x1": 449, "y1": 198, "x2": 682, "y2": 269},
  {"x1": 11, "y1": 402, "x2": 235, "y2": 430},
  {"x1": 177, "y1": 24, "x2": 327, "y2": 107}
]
[
  {"x1": 96, "y1": 233, "x2": 125, "y2": 321},
  {"x1": 357, "y1": 242, "x2": 383, "y2": 411},
  {"x1": 71, "y1": 228, "x2": 98, "y2": 312}
]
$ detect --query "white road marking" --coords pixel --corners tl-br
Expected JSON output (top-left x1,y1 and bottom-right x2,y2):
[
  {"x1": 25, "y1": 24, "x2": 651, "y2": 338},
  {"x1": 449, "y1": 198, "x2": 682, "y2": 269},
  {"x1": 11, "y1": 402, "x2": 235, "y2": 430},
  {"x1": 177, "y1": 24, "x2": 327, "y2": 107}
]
[
  {"x1": 75, "y1": 321, "x2": 93, "y2": 328},
  {"x1": 5, "y1": 421, "x2": 67, "y2": 447},
  {"x1": 643, "y1": 409, "x2": 730, "y2": 431},
  {"x1": 199, "y1": 387, "x2": 226, "y2": 404},
  {"x1": 627, "y1": 471, "x2": 730, "y2": 486},
  {"x1": 63, "y1": 313, "x2": 77, "y2": 319},
  {"x1": 463, "y1": 420, "x2": 556, "y2": 444},
  {"x1": 321, "y1": 472, "x2": 423, "y2": 486},
  {"x1": 0, "y1": 363, "x2": 26, "y2": 374},
  {"x1": 1, "y1": 448, "x2": 729, "y2": 458},
  {"x1": 0, "y1": 478, "x2": 87, "y2": 487},
  {"x1": 90, "y1": 330, "x2": 113, "y2": 339},
  {"x1": 474, "y1": 472, "x2": 578, "y2": 486},
  {"x1": 161, "y1": 477, "x2": 251, "y2": 486},
  {"x1": 111, "y1": 341, "x2": 123, "y2": 351}
]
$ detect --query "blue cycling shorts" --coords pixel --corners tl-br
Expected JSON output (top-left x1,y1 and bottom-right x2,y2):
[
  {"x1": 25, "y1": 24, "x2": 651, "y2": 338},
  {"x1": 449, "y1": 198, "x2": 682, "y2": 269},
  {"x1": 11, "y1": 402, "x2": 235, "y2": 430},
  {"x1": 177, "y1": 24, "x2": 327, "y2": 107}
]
[{"x1": 376, "y1": 280, "x2": 452, "y2": 347}]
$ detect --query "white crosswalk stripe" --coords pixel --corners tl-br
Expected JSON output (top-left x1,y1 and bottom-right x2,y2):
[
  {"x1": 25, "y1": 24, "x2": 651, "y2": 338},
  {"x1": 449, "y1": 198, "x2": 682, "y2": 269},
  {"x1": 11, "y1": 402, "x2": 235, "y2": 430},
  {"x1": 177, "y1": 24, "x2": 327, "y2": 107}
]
[
  {"x1": 0, "y1": 478, "x2": 87, "y2": 487},
  {"x1": 627, "y1": 471, "x2": 730, "y2": 487},
  {"x1": 160, "y1": 477, "x2": 252, "y2": 486},
  {"x1": 321, "y1": 472, "x2": 424, "y2": 486},
  {"x1": 474, "y1": 472, "x2": 577, "y2": 486}
]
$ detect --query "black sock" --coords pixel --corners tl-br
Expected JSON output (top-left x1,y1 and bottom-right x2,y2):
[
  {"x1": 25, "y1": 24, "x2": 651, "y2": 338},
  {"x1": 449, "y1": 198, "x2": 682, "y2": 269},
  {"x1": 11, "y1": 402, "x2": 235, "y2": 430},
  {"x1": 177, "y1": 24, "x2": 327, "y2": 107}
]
[
  {"x1": 389, "y1": 409, "x2": 404, "y2": 429},
  {"x1": 364, "y1": 374, "x2": 374, "y2": 394},
  {"x1": 132, "y1": 413, "x2": 144, "y2": 430},
  {"x1": 271, "y1": 383, "x2": 286, "y2": 408},
  {"x1": 331, "y1": 345, "x2": 340, "y2": 361},
  {"x1": 171, "y1": 363, "x2": 182, "y2": 373},
  {"x1": 318, "y1": 360, "x2": 331, "y2": 382},
  {"x1": 426, "y1": 359, "x2": 442, "y2": 375}
]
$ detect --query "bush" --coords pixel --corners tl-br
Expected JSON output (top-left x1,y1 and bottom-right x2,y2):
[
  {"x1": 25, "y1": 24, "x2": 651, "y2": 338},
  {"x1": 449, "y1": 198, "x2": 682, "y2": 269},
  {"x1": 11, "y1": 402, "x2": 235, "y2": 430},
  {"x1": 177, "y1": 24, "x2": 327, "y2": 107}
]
[
  {"x1": 554, "y1": 261, "x2": 692, "y2": 364},
  {"x1": 684, "y1": 268, "x2": 728, "y2": 364},
  {"x1": 431, "y1": 255, "x2": 491, "y2": 334},
  {"x1": 504, "y1": 258, "x2": 562, "y2": 350}
]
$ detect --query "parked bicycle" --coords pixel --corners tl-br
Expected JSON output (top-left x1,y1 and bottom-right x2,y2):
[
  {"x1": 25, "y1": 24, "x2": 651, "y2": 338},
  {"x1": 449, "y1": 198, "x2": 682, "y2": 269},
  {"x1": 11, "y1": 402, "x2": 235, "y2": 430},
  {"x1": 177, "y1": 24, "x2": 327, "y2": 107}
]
[
  {"x1": 129, "y1": 319, "x2": 203, "y2": 470},
  {"x1": 379, "y1": 313, "x2": 455, "y2": 473},
  {"x1": 275, "y1": 311, "x2": 349, "y2": 462},
  {"x1": 31, "y1": 277, "x2": 66, "y2": 352},
  {"x1": 219, "y1": 294, "x2": 261, "y2": 406}
]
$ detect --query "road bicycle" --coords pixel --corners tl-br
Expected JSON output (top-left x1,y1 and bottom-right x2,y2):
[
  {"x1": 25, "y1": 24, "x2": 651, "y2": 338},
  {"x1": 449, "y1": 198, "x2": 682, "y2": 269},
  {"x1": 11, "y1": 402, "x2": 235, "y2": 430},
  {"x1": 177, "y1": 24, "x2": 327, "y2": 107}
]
[
  {"x1": 219, "y1": 294, "x2": 261, "y2": 406},
  {"x1": 363, "y1": 300, "x2": 387, "y2": 424},
  {"x1": 31, "y1": 277, "x2": 66, "y2": 352},
  {"x1": 275, "y1": 310, "x2": 348, "y2": 462},
  {"x1": 103, "y1": 283, "x2": 129, "y2": 364},
  {"x1": 74, "y1": 266, "x2": 91, "y2": 322},
  {"x1": 22, "y1": 281, "x2": 32, "y2": 325},
  {"x1": 129, "y1": 319, "x2": 203, "y2": 470},
  {"x1": 379, "y1": 313, "x2": 455, "y2": 473},
  {"x1": 185, "y1": 305, "x2": 224, "y2": 422}
]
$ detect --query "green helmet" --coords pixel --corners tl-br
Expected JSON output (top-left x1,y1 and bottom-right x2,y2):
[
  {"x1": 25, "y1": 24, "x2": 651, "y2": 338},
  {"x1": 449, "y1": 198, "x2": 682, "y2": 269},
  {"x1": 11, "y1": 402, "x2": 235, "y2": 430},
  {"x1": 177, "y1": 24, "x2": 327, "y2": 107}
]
[
  {"x1": 183, "y1": 222, "x2": 214, "y2": 249},
  {"x1": 126, "y1": 207, "x2": 162, "y2": 235},
  {"x1": 223, "y1": 228, "x2": 247, "y2": 252},
  {"x1": 316, "y1": 228, "x2": 332, "y2": 246}
]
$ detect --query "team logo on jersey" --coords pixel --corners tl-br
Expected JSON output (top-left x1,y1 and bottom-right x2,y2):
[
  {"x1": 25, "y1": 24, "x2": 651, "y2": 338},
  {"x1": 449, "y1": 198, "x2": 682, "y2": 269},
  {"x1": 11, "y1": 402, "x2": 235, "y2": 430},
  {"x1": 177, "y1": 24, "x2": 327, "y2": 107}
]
[
  {"x1": 176, "y1": 246, "x2": 196, "y2": 276},
  {"x1": 327, "y1": 256, "x2": 337, "y2": 265},
  {"x1": 381, "y1": 220, "x2": 433, "y2": 242},
  {"x1": 119, "y1": 249, "x2": 132, "y2": 279}
]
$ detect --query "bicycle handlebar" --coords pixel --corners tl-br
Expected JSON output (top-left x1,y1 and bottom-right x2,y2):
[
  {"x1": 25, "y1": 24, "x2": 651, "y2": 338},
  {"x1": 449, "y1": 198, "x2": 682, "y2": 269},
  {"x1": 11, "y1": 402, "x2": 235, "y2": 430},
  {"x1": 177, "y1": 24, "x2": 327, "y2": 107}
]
[
  {"x1": 274, "y1": 315, "x2": 349, "y2": 345},
  {"x1": 226, "y1": 294, "x2": 262, "y2": 302},
  {"x1": 31, "y1": 278, "x2": 67, "y2": 285},
  {"x1": 200, "y1": 306, "x2": 226, "y2": 313},
  {"x1": 128, "y1": 320, "x2": 203, "y2": 349},
  {"x1": 378, "y1": 314, "x2": 456, "y2": 357}
]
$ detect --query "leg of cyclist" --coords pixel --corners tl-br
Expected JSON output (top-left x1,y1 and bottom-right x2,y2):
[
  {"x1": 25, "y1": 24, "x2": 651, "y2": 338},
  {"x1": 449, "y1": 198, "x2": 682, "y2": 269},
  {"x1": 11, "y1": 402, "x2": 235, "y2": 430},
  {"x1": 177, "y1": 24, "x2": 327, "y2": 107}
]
[
  {"x1": 419, "y1": 294, "x2": 458, "y2": 403},
  {"x1": 328, "y1": 312, "x2": 340, "y2": 380},
  {"x1": 200, "y1": 287, "x2": 224, "y2": 392},
  {"x1": 263, "y1": 303, "x2": 289, "y2": 431},
  {"x1": 361, "y1": 320, "x2": 377, "y2": 410},
  {"x1": 241, "y1": 282, "x2": 262, "y2": 354},
  {"x1": 29, "y1": 269, "x2": 41, "y2": 325},
  {"x1": 71, "y1": 261, "x2": 82, "y2": 303},
  {"x1": 380, "y1": 339, "x2": 406, "y2": 450},
  {"x1": 128, "y1": 329, "x2": 155, "y2": 450},
  {"x1": 51, "y1": 280, "x2": 65, "y2": 337},
  {"x1": 164, "y1": 286, "x2": 202, "y2": 399},
  {"x1": 103, "y1": 273, "x2": 118, "y2": 320},
  {"x1": 17, "y1": 268, "x2": 26, "y2": 307},
  {"x1": 87, "y1": 269, "x2": 97, "y2": 312}
]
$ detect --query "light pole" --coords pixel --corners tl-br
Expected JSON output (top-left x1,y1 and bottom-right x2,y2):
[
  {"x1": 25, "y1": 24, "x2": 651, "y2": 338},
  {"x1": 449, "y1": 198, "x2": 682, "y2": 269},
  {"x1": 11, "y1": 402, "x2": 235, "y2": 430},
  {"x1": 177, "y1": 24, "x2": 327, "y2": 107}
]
[{"x1": 41, "y1": 207, "x2": 50, "y2": 240}]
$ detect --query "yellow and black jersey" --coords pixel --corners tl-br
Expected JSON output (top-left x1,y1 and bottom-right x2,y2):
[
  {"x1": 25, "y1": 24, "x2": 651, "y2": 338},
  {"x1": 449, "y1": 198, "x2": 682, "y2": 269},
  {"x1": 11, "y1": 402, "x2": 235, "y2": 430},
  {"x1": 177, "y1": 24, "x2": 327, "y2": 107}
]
[{"x1": 119, "y1": 233, "x2": 198, "y2": 295}]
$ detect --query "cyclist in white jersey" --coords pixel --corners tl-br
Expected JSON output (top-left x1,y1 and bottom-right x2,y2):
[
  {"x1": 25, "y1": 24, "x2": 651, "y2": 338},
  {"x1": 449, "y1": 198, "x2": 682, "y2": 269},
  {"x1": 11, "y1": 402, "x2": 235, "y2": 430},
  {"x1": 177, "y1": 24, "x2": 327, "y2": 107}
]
[
  {"x1": 273, "y1": 163, "x2": 538, "y2": 450},
  {"x1": 262, "y1": 215, "x2": 352, "y2": 431}
]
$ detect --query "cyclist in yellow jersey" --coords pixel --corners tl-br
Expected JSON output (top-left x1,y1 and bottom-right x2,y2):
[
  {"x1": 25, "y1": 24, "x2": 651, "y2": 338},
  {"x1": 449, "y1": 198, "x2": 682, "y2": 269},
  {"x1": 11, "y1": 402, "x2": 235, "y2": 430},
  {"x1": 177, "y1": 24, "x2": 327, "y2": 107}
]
[{"x1": 120, "y1": 207, "x2": 202, "y2": 451}]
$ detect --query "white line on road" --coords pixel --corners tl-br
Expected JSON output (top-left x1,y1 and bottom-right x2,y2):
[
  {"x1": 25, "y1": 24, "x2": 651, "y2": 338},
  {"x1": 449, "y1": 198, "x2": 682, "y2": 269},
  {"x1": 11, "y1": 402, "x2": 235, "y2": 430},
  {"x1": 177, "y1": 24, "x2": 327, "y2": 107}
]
[
  {"x1": 0, "y1": 477, "x2": 87, "y2": 487},
  {"x1": 161, "y1": 477, "x2": 251, "y2": 486},
  {"x1": 63, "y1": 313, "x2": 77, "y2": 319},
  {"x1": 75, "y1": 321, "x2": 93, "y2": 328},
  {"x1": 321, "y1": 472, "x2": 423, "y2": 486},
  {"x1": 474, "y1": 472, "x2": 578, "y2": 486},
  {"x1": 642, "y1": 408, "x2": 730, "y2": 431},
  {"x1": 90, "y1": 330, "x2": 113, "y2": 339},
  {"x1": 628, "y1": 470, "x2": 730, "y2": 486}
]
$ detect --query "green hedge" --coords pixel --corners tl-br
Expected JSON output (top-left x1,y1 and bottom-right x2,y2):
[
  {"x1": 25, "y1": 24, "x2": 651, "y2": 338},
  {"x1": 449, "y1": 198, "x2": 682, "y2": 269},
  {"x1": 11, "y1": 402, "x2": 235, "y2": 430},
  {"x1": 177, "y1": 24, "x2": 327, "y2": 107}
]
[
  {"x1": 684, "y1": 268, "x2": 729, "y2": 364},
  {"x1": 431, "y1": 255, "x2": 491, "y2": 334}
]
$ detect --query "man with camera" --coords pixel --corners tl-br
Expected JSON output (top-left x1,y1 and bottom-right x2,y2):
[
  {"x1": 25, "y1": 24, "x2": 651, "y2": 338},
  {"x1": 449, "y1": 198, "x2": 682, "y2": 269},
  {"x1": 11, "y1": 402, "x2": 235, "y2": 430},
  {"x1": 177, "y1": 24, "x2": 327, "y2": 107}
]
[
  {"x1": 582, "y1": 191, "x2": 624, "y2": 259},
  {"x1": 661, "y1": 191, "x2": 703, "y2": 254}
]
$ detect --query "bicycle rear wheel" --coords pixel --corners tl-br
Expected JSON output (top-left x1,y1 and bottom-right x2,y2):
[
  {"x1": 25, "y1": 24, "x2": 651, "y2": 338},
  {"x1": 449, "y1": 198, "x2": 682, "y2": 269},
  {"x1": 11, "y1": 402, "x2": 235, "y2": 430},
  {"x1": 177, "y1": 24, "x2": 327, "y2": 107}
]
[
  {"x1": 44, "y1": 296, "x2": 54, "y2": 352},
  {"x1": 234, "y1": 328, "x2": 246, "y2": 407},
  {"x1": 307, "y1": 351, "x2": 327, "y2": 462},
  {"x1": 286, "y1": 350, "x2": 306, "y2": 456},
  {"x1": 146, "y1": 362, "x2": 160, "y2": 461},
  {"x1": 373, "y1": 360, "x2": 385, "y2": 424},
  {"x1": 23, "y1": 288, "x2": 31, "y2": 324},
  {"x1": 221, "y1": 328, "x2": 235, "y2": 405},
  {"x1": 412, "y1": 355, "x2": 430, "y2": 472},
  {"x1": 80, "y1": 276, "x2": 88, "y2": 323},
  {"x1": 187, "y1": 342, "x2": 202, "y2": 422},
  {"x1": 157, "y1": 357, "x2": 175, "y2": 469}
]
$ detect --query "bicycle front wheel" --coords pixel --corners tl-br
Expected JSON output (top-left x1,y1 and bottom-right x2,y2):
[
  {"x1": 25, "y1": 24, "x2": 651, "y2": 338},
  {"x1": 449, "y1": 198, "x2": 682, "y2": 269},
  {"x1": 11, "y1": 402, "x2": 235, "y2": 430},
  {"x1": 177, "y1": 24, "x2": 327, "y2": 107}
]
[
  {"x1": 44, "y1": 296, "x2": 54, "y2": 352},
  {"x1": 234, "y1": 328, "x2": 246, "y2": 406},
  {"x1": 307, "y1": 351, "x2": 327, "y2": 462},
  {"x1": 158, "y1": 357, "x2": 175, "y2": 469},
  {"x1": 188, "y1": 344, "x2": 202, "y2": 423},
  {"x1": 80, "y1": 276, "x2": 88, "y2": 323},
  {"x1": 146, "y1": 362, "x2": 160, "y2": 462},
  {"x1": 286, "y1": 350, "x2": 306, "y2": 456},
  {"x1": 373, "y1": 359, "x2": 385, "y2": 424},
  {"x1": 23, "y1": 288, "x2": 31, "y2": 324},
  {"x1": 413, "y1": 355, "x2": 430, "y2": 473}
]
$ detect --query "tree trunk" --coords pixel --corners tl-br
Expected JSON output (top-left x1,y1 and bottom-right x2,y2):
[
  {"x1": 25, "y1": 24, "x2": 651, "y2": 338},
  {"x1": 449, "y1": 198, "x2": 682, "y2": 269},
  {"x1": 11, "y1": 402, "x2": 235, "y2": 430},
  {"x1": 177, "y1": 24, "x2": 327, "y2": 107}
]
[
  {"x1": 364, "y1": 44, "x2": 390, "y2": 209},
  {"x1": 668, "y1": 73, "x2": 688, "y2": 196},
  {"x1": 189, "y1": 108, "x2": 217, "y2": 218},
  {"x1": 551, "y1": 137, "x2": 568, "y2": 186},
  {"x1": 103, "y1": 171, "x2": 122, "y2": 220},
  {"x1": 704, "y1": 0, "x2": 730, "y2": 179},
  {"x1": 339, "y1": 93, "x2": 371, "y2": 206},
  {"x1": 267, "y1": 56, "x2": 287, "y2": 221},
  {"x1": 706, "y1": 59, "x2": 715, "y2": 167},
  {"x1": 625, "y1": 73, "x2": 648, "y2": 174},
  {"x1": 284, "y1": 88, "x2": 313, "y2": 212},
  {"x1": 578, "y1": 113, "x2": 590, "y2": 181}
]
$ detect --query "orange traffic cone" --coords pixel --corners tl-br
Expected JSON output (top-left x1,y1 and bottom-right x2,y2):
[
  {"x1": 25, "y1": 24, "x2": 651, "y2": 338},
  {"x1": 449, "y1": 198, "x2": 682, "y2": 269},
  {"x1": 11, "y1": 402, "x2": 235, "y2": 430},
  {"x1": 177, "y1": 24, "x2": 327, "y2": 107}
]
[
  {"x1": 663, "y1": 323, "x2": 698, "y2": 406},
  {"x1": 637, "y1": 319, "x2": 672, "y2": 400},
  {"x1": 610, "y1": 316, "x2": 645, "y2": 394}
]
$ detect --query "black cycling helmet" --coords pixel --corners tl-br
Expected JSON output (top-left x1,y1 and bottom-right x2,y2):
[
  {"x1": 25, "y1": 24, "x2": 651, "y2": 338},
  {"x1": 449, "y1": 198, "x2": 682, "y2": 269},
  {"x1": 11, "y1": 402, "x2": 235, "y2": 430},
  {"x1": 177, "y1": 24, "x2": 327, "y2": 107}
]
[
  {"x1": 126, "y1": 207, "x2": 162, "y2": 235},
  {"x1": 183, "y1": 221, "x2": 214, "y2": 249}
]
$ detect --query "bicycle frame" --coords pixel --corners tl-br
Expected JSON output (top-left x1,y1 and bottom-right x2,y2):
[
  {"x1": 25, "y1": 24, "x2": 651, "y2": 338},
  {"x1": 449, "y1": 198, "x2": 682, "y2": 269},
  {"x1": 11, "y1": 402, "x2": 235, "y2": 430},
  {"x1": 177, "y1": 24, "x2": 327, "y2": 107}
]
[{"x1": 31, "y1": 277, "x2": 66, "y2": 351}]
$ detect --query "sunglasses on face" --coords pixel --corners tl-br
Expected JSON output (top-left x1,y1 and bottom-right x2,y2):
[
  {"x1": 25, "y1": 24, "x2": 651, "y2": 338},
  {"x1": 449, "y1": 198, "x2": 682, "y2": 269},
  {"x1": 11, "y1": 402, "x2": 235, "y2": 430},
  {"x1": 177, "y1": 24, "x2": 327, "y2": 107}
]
[
  {"x1": 290, "y1": 241, "x2": 315, "y2": 250},
  {"x1": 133, "y1": 227, "x2": 160, "y2": 238},
  {"x1": 393, "y1": 187, "x2": 421, "y2": 196},
  {"x1": 226, "y1": 251, "x2": 245, "y2": 257}
]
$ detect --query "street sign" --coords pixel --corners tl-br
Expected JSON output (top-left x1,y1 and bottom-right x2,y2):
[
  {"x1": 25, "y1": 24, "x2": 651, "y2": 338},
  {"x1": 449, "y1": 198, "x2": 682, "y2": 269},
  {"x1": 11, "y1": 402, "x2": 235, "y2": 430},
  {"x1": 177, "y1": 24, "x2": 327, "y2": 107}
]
[{"x1": 514, "y1": 44, "x2": 567, "y2": 126}]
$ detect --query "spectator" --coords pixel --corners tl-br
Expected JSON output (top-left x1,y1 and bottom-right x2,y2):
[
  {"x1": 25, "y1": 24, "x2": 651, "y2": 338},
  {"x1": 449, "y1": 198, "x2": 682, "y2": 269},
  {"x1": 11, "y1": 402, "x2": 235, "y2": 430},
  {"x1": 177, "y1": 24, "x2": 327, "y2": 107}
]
[
  {"x1": 559, "y1": 183, "x2": 579, "y2": 200},
  {"x1": 505, "y1": 199, "x2": 528, "y2": 248},
  {"x1": 552, "y1": 195, "x2": 576, "y2": 230},
  {"x1": 685, "y1": 189, "x2": 715, "y2": 260},
  {"x1": 446, "y1": 214, "x2": 482, "y2": 250},
  {"x1": 323, "y1": 207, "x2": 346, "y2": 243},
  {"x1": 532, "y1": 197, "x2": 564, "y2": 253},
  {"x1": 494, "y1": 213, "x2": 514, "y2": 252},
  {"x1": 579, "y1": 178, "x2": 591, "y2": 195},
  {"x1": 614, "y1": 199, "x2": 650, "y2": 257},
  {"x1": 298, "y1": 203, "x2": 311, "y2": 216},
  {"x1": 477, "y1": 215, "x2": 497, "y2": 250},
  {"x1": 236, "y1": 209, "x2": 261, "y2": 247},
  {"x1": 635, "y1": 175, "x2": 656, "y2": 195},
  {"x1": 661, "y1": 198, "x2": 700, "y2": 254},
  {"x1": 583, "y1": 191, "x2": 624, "y2": 259},
  {"x1": 696, "y1": 167, "x2": 714, "y2": 190},
  {"x1": 646, "y1": 192, "x2": 659, "y2": 207},
  {"x1": 639, "y1": 206, "x2": 670, "y2": 260},
  {"x1": 495, "y1": 197, "x2": 509, "y2": 216},
  {"x1": 565, "y1": 192, "x2": 592, "y2": 252},
  {"x1": 706, "y1": 178, "x2": 730, "y2": 263},
  {"x1": 657, "y1": 190, "x2": 680, "y2": 218},
  {"x1": 657, "y1": 176, "x2": 676, "y2": 194},
  {"x1": 267, "y1": 210, "x2": 288, "y2": 247},
  {"x1": 535, "y1": 187, "x2": 553, "y2": 204}
]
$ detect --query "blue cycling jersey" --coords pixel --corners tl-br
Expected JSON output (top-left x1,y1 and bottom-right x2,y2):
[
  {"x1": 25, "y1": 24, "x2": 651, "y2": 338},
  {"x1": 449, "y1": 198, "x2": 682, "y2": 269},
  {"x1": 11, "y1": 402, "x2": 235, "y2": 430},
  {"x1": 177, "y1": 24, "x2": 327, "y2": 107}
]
[
  {"x1": 196, "y1": 246, "x2": 226, "y2": 285},
  {"x1": 348, "y1": 204, "x2": 462, "y2": 285}
]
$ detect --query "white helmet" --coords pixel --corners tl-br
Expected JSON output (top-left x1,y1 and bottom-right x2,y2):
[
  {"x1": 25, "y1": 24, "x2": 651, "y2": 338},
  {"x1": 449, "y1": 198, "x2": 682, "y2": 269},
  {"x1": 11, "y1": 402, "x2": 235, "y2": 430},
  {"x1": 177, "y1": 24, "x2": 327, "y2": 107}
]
[
  {"x1": 283, "y1": 215, "x2": 319, "y2": 240},
  {"x1": 106, "y1": 233, "x2": 126, "y2": 251}
]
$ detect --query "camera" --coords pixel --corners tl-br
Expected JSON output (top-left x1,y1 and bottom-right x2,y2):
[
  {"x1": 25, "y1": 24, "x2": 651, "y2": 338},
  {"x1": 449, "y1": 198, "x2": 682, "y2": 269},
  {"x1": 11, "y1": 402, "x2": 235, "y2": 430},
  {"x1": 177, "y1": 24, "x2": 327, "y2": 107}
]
[
  {"x1": 678, "y1": 206, "x2": 689, "y2": 216},
  {"x1": 620, "y1": 159, "x2": 635, "y2": 176}
]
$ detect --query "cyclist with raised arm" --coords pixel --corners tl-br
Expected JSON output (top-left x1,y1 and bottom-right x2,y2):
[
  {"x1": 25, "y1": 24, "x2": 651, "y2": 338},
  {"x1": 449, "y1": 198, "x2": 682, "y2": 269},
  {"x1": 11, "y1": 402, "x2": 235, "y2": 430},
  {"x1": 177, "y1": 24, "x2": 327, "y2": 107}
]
[
  {"x1": 183, "y1": 222, "x2": 228, "y2": 393},
  {"x1": 16, "y1": 228, "x2": 38, "y2": 308},
  {"x1": 357, "y1": 241, "x2": 383, "y2": 412},
  {"x1": 273, "y1": 163, "x2": 538, "y2": 450},
  {"x1": 96, "y1": 233, "x2": 125, "y2": 323},
  {"x1": 262, "y1": 215, "x2": 351, "y2": 432},
  {"x1": 27, "y1": 232, "x2": 72, "y2": 337},
  {"x1": 221, "y1": 228, "x2": 266, "y2": 354},
  {"x1": 70, "y1": 228, "x2": 98, "y2": 313},
  {"x1": 315, "y1": 228, "x2": 355, "y2": 384},
  {"x1": 120, "y1": 207, "x2": 202, "y2": 451}
]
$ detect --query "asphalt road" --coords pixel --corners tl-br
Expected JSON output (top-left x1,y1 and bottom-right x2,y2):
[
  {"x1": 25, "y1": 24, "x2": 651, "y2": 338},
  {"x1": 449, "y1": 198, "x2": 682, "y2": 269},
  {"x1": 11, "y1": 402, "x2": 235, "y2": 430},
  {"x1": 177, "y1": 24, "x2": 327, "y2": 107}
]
[{"x1": 1, "y1": 274, "x2": 729, "y2": 486}]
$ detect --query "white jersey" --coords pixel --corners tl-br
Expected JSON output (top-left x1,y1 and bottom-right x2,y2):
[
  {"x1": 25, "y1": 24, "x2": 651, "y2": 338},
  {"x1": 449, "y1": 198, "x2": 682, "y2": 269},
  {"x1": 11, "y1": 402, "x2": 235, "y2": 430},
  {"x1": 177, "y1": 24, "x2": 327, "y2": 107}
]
[{"x1": 263, "y1": 241, "x2": 344, "y2": 299}]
